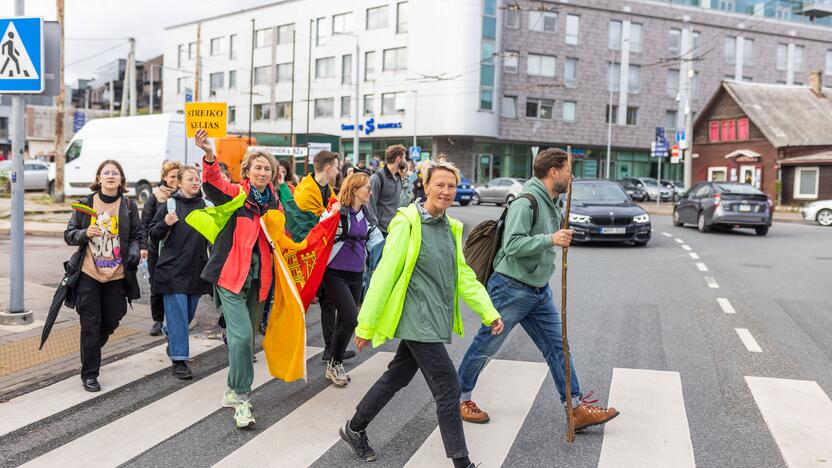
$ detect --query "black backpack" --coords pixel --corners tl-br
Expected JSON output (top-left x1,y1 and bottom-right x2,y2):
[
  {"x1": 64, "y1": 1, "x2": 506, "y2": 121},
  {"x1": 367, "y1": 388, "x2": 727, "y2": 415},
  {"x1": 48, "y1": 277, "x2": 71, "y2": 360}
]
[{"x1": 463, "y1": 193, "x2": 538, "y2": 286}]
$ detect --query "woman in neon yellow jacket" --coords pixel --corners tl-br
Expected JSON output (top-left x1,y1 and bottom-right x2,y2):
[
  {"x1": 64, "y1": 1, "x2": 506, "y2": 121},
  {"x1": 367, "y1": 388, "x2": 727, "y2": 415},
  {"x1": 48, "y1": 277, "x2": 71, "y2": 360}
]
[{"x1": 338, "y1": 160, "x2": 504, "y2": 468}]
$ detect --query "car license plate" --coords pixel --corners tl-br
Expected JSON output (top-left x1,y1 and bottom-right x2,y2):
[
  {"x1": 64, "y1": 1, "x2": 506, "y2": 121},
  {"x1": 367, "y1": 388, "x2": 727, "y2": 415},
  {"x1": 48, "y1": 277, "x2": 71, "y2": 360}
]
[
  {"x1": 738, "y1": 204, "x2": 752, "y2": 212},
  {"x1": 601, "y1": 227, "x2": 626, "y2": 234},
  {"x1": 460, "y1": 195, "x2": 471, "y2": 200}
]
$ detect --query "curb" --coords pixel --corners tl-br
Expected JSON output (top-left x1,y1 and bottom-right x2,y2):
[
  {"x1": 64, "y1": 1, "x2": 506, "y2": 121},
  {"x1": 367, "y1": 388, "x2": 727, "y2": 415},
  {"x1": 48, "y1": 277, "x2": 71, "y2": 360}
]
[{"x1": 0, "y1": 228, "x2": 64, "y2": 239}]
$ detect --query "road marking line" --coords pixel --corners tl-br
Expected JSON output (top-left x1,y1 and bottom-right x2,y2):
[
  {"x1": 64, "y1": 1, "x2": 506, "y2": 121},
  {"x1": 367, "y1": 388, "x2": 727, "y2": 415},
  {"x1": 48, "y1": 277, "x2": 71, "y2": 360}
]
[
  {"x1": 0, "y1": 338, "x2": 222, "y2": 438},
  {"x1": 689, "y1": 252, "x2": 700, "y2": 260},
  {"x1": 696, "y1": 263, "x2": 708, "y2": 271},
  {"x1": 405, "y1": 360, "x2": 548, "y2": 468},
  {"x1": 735, "y1": 329, "x2": 763, "y2": 353},
  {"x1": 662, "y1": 232, "x2": 673, "y2": 237},
  {"x1": 22, "y1": 347, "x2": 323, "y2": 468},
  {"x1": 717, "y1": 298, "x2": 736, "y2": 314},
  {"x1": 598, "y1": 368, "x2": 695, "y2": 468},
  {"x1": 746, "y1": 376, "x2": 832, "y2": 468},
  {"x1": 681, "y1": 245, "x2": 692, "y2": 251},
  {"x1": 674, "y1": 238, "x2": 685, "y2": 244},
  {"x1": 704, "y1": 277, "x2": 719, "y2": 288},
  {"x1": 214, "y1": 352, "x2": 393, "y2": 468}
]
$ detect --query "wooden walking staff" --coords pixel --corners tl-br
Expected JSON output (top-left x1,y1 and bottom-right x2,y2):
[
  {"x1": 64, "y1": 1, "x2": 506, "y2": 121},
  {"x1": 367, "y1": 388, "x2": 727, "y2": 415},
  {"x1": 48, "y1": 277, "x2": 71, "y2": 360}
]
[{"x1": 561, "y1": 146, "x2": 576, "y2": 442}]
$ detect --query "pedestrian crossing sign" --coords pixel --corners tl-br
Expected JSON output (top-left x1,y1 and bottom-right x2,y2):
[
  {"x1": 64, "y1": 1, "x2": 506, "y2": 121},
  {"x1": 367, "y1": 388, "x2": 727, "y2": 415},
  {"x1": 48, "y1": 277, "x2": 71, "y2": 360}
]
[{"x1": 0, "y1": 17, "x2": 44, "y2": 93}]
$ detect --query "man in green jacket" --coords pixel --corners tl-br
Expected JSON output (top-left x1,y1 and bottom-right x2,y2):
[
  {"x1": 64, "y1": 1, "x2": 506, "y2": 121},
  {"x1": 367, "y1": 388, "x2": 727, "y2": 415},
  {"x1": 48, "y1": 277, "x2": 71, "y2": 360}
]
[{"x1": 456, "y1": 148, "x2": 620, "y2": 432}]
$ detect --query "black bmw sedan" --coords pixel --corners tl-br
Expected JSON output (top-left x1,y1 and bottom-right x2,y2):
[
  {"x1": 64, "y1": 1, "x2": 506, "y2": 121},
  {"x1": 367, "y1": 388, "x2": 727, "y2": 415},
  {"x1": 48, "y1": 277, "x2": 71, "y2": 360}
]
[{"x1": 564, "y1": 179, "x2": 652, "y2": 246}]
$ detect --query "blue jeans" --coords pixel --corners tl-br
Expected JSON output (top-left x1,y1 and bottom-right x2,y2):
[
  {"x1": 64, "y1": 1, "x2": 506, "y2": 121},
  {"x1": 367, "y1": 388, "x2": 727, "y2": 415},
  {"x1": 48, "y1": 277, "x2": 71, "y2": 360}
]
[
  {"x1": 458, "y1": 272, "x2": 581, "y2": 404},
  {"x1": 163, "y1": 293, "x2": 200, "y2": 361}
]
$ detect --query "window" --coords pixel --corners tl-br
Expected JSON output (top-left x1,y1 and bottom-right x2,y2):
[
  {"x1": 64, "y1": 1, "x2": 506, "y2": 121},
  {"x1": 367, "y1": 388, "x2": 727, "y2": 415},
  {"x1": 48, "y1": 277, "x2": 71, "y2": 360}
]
[
  {"x1": 630, "y1": 23, "x2": 643, "y2": 53},
  {"x1": 333, "y1": 12, "x2": 353, "y2": 34},
  {"x1": 366, "y1": 5, "x2": 389, "y2": 30},
  {"x1": 341, "y1": 96, "x2": 351, "y2": 118},
  {"x1": 794, "y1": 167, "x2": 819, "y2": 199},
  {"x1": 229, "y1": 34, "x2": 237, "y2": 60},
  {"x1": 608, "y1": 21, "x2": 622, "y2": 50},
  {"x1": 708, "y1": 167, "x2": 727, "y2": 182},
  {"x1": 626, "y1": 106, "x2": 638, "y2": 126},
  {"x1": 525, "y1": 98, "x2": 553, "y2": 119},
  {"x1": 210, "y1": 37, "x2": 223, "y2": 56},
  {"x1": 564, "y1": 58, "x2": 578, "y2": 88},
  {"x1": 667, "y1": 69, "x2": 679, "y2": 98},
  {"x1": 501, "y1": 96, "x2": 517, "y2": 118},
  {"x1": 665, "y1": 110, "x2": 678, "y2": 130},
  {"x1": 776, "y1": 44, "x2": 788, "y2": 71},
  {"x1": 365, "y1": 51, "x2": 376, "y2": 80},
  {"x1": 276, "y1": 63, "x2": 293, "y2": 83},
  {"x1": 827, "y1": 51, "x2": 832, "y2": 75},
  {"x1": 529, "y1": 11, "x2": 557, "y2": 33},
  {"x1": 228, "y1": 106, "x2": 236, "y2": 124},
  {"x1": 316, "y1": 17, "x2": 328, "y2": 46},
  {"x1": 397, "y1": 2, "x2": 408, "y2": 33},
  {"x1": 254, "y1": 103, "x2": 270, "y2": 121},
  {"x1": 744, "y1": 38, "x2": 754, "y2": 66},
  {"x1": 737, "y1": 117, "x2": 749, "y2": 140},
  {"x1": 527, "y1": 54, "x2": 556, "y2": 78},
  {"x1": 480, "y1": 90, "x2": 493, "y2": 111},
  {"x1": 342, "y1": 54, "x2": 353, "y2": 84},
  {"x1": 628, "y1": 65, "x2": 641, "y2": 93},
  {"x1": 229, "y1": 70, "x2": 237, "y2": 89},
  {"x1": 563, "y1": 101, "x2": 577, "y2": 122},
  {"x1": 718, "y1": 0, "x2": 735, "y2": 11},
  {"x1": 606, "y1": 104, "x2": 618, "y2": 124},
  {"x1": 383, "y1": 47, "x2": 407, "y2": 71},
  {"x1": 382, "y1": 92, "x2": 404, "y2": 114},
  {"x1": 607, "y1": 63, "x2": 620, "y2": 92},
  {"x1": 277, "y1": 24, "x2": 294, "y2": 44},
  {"x1": 565, "y1": 15, "x2": 580, "y2": 45},
  {"x1": 363, "y1": 94, "x2": 374, "y2": 116},
  {"x1": 276, "y1": 101, "x2": 292, "y2": 120},
  {"x1": 721, "y1": 119, "x2": 736, "y2": 141},
  {"x1": 316, "y1": 57, "x2": 336, "y2": 79},
  {"x1": 209, "y1": 72, "x2": 224, "y2": 93},
  {"x1": 177, "y1": 44, "x2": 184, "y2": 67},
  {"x1": 176, "y1": 77, "x2": 187, "y2": 95},
  {"x1": 504, "y1": 52, "x2": 518, "y2": 73},
  {"x1": 692, "y1": 31, "x2": 701, "y2": 55},
  {"x1": 254, "y1": 28, "x2": 272, "y2": 48},
  {"x1": 505, "y1": 8, "x2": 519, "y2": 29},
  {"x1": 709, "y1": 121, "x2": 720, "y2": 142},
  {"x1": 254, "y1": 66, "x2": 270, "y2": 85},
  {"x1": 314, "y1": 98, "x2": 334, "y2": 118},
  {"x1": 724, "y1": 36, "x2": 736, "y2": 64},
  {"x1": 794, "y1": 45, "x2": 805, "y2": 72},
  {"x1": 669, "y1": 29, "x2": 681, "y2": 56},
  {"x1": 188, "y1": 42, "x2": 196, "y2": 59}
]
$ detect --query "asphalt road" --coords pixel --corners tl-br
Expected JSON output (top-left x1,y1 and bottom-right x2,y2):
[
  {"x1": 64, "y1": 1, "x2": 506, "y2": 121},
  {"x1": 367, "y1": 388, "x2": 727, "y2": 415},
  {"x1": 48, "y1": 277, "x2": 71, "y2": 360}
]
[{"x1": 1, "y1": 206, "x2": 830, "y2": 467}]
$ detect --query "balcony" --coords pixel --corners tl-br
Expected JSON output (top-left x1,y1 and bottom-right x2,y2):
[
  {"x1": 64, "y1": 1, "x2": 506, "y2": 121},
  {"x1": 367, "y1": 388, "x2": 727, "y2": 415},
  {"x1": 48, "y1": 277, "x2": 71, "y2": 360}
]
[{"x1": 803, "y1": 1, "x2": 832, "y2": 18}]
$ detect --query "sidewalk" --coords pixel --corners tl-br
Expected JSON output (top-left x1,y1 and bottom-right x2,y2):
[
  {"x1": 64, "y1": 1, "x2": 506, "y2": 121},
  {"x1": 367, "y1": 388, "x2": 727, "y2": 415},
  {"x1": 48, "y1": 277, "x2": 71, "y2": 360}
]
[
  {"x1": 638, "y1": 202, "x2": 808, "y2": 224},
  {"x1": 0, "y1": 194, "x2": 75, "y2": 238}
]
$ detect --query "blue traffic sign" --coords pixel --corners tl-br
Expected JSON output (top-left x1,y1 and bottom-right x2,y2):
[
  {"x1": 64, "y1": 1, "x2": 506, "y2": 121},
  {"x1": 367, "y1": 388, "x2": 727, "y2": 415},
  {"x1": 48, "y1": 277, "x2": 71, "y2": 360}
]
[
  {"x1": 73, "y1": 111, "x2": 86, "y2": 132},
  {"x1": 675, "y1": 130, "x2": 685, "y2": 143},
  {"x1": 409, "y1": 145, "x2": 421, "y2": 161},
  {"x1": 184, "y1": 88, "x2": 193, "y2": 103},
  {"x1": 0, "y1": 17, "x2": 44, "y2": 93}
]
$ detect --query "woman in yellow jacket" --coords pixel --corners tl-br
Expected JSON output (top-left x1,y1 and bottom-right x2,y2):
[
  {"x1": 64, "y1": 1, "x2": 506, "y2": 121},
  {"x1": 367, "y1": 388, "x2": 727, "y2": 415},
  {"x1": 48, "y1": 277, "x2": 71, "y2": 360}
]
[{"x1": 338, "y1": 161, "x2": 504, "y2": 468}]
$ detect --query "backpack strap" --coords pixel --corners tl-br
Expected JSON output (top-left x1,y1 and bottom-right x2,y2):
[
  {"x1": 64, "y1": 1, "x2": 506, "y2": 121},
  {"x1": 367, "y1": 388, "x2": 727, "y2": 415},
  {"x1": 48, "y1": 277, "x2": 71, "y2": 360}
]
[{"x1": 508, "y1": 193, "x2": 538, "y2": 226}]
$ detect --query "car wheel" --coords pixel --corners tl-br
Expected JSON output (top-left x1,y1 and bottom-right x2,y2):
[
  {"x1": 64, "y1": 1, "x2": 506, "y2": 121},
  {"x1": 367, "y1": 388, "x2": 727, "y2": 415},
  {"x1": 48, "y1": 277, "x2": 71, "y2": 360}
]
[
  {"x1": 672, "y1": 209, "x2": 683, "y2": 227},
  {"x1": 136, "y1": 181, "x2": 152, "y2": 204},
  {"x1": 817, "y1": 208, "x2": 832, "y2": 226},
  {"x1": 459, "y1": 200, "x2": 471, "y2": 206},
  {"x1": 697, "y1": 212, "x2": 710, "y2": 233},
  {"x1": 506, "y1": 194, "x2": 516, "y2": 205},
  {"x1": 755, "y1": 226, "x2": 769, "y2": 236},
  {"x1": 472, "y1": 193, "x2": 480, "y2": 205}
]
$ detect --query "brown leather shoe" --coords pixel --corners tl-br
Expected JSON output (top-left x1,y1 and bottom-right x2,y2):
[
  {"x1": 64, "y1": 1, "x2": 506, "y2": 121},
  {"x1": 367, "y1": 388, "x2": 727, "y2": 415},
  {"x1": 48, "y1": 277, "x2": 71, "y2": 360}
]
[
  {"x1": 570, "y1": 392, "x2": 619, "y2": 432},
  {"x1": 460, "y1": 400, "x2": 490, "y2": 424}
]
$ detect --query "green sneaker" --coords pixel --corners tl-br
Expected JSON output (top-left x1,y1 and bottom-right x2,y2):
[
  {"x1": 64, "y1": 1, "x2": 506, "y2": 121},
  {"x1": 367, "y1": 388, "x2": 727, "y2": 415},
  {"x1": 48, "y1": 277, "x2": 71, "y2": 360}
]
[
  {"x1": 222, "y1": 389, "x2": 240, "y2": 408},
  {"x1": 234, "y1": 401, "x2": 255, "y2": 429}
]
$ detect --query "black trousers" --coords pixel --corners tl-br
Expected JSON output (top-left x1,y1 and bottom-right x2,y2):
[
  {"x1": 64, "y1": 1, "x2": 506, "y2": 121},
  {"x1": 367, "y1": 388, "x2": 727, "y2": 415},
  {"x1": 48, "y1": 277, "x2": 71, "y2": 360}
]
[
  {"x1": 354, "y1": 340, "x2": 468, "y2": 459},
  {"x1": 75, "y1": 273, "x2": 128, "y2": 380},
  {"x1": 317, "y1": 283, "x2": 337, "y2": 353},
  {"x1": 322, "y1": 268, "x2": 362, "y2": 362},
  {"x1": 146, "y1": 248, "x2": 164, "y2": 323}
]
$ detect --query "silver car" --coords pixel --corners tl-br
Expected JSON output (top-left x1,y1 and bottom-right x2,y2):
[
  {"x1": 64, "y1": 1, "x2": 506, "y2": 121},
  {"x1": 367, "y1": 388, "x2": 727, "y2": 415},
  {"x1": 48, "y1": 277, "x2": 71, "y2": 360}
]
[
  {"x1": 474, "y1": 177, "x2": 527, "y2": 206},
  {"x1": 0, "y1": 160, "x2": 56, "y2": 193}
]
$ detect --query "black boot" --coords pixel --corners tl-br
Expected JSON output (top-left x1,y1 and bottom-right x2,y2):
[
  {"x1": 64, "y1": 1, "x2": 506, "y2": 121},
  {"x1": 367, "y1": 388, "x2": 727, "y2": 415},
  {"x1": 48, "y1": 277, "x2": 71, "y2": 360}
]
[
  {"x1": 83, "y1": 377, "x2": 101, "y2": 392},
  {"x1": 172, "y1": 361, "x2": 193, "y2": 380},
  {"x1": 149, "y1": 321, "x2": 163, "y2": 336}
]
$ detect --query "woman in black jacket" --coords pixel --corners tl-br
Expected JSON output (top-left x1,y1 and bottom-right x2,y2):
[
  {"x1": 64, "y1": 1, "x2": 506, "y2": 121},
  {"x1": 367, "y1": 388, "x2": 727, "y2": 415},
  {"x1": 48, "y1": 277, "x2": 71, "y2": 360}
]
[
  {"x1": 140, "y1": 160, "x2": 182, "y2": 336},
  {"x1": 64, "y1": 159, "x2": 141, "y2": 392},
  {"x1": 149, "y1": 166, "x2": 212, "y2": 380}
]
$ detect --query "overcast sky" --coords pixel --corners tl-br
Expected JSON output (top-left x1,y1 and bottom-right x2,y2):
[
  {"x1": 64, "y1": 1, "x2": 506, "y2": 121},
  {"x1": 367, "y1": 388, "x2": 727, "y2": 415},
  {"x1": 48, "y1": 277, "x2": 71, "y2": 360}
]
[{"x1": 0, "y1": 0, "x2": 274, "y2": 84}]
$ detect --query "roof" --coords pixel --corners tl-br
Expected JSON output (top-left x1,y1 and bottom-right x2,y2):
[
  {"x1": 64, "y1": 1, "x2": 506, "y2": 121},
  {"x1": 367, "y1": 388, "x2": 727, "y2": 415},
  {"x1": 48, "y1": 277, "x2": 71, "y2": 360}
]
[
  {"x1": 724, "y1": 149, "x2": 762, "y2": 159},
  {"x1": 779, "y1": 150, "x2": 832, "y2": 165},
  {"x1": 720, "y1": 80, "x2": 832, "y2": 148}
]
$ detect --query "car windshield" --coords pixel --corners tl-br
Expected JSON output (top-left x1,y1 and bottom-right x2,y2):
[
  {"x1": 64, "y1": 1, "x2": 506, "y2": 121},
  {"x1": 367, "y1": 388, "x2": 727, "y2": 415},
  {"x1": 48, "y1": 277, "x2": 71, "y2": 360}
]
[
  {"x1": 716, "y1": 184, "x2": 764, "y2": 195},
  {"x1": 572, "y1": 183, "x2": 630, "y2": 202},
  {"x1": 640, "y1": 179, "x2": 658, "y2": 187}
]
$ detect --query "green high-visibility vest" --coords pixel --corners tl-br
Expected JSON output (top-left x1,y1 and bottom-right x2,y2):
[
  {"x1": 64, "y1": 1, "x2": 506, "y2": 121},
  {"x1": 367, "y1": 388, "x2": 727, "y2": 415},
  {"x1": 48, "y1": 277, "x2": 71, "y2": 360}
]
[{"x1": 185, "y1": 187, "x2": 247, "y2": 244}]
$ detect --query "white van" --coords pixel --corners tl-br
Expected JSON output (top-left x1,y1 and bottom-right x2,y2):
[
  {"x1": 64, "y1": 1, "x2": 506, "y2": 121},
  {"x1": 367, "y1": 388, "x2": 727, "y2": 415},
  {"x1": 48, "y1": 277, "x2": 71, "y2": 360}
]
[{"x1": 63, "y1": 114, "x2": 200, "y2": 202}]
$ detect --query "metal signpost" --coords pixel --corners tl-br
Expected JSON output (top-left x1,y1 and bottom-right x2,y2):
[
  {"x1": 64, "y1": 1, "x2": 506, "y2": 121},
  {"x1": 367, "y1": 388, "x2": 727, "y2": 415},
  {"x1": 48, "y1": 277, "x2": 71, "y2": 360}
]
[{"x1": 652, "y1": 128, "x2": 669, "y2": 210}]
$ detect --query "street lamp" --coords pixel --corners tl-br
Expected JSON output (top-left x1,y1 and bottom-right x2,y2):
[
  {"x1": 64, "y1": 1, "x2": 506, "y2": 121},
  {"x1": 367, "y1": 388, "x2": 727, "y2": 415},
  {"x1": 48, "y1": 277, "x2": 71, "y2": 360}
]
[
  {"x1": 407, "y1": 89, "x2": 417, "y2": 149},
  {"x1": 333, "y1": 32, "x2": 361, "y2": 165}
]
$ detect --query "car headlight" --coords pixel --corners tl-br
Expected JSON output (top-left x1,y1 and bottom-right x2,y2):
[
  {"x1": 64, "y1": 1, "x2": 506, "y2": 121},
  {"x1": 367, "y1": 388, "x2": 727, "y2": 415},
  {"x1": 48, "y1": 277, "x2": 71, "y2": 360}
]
[
  {"x1": 633, "y1": 213, "x2": 650, "y2": 223},
  {"x1": 569, "y1": 213, "x2": 591, "y2": 224}
]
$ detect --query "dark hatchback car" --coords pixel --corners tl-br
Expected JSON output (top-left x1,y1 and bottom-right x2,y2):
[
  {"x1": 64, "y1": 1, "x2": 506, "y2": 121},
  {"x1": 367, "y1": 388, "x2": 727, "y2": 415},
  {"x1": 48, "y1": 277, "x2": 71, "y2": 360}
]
[
  {"x1": 565, "y1": 179, "x2": 652, "y2": 246},
  {"x1": 673, "y1": 182, "x2": 772, "y2": 235},
  {"x1": 619, "y1": 180, "x2": 648, "y2": 202}
]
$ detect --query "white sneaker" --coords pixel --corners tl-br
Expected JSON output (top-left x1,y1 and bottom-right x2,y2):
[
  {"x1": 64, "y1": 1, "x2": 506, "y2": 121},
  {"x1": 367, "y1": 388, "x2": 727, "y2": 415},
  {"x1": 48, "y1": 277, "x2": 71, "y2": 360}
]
[
  {"x1": 222, "y1": 389, "x2": 240, "y2": 408},
  {"x1": 234, "y1": 401, "x2": 255, "y2": 428},
  {"x1": 326, "y1": 361, "x2": 349, "y2": 386}
]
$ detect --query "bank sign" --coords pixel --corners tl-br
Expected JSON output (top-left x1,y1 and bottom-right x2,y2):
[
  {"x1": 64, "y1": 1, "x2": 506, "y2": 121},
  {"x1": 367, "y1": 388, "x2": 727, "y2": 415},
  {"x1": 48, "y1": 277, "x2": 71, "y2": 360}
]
[{"x1": 341, "y1": 117, "x2": 402, "y2": 136}]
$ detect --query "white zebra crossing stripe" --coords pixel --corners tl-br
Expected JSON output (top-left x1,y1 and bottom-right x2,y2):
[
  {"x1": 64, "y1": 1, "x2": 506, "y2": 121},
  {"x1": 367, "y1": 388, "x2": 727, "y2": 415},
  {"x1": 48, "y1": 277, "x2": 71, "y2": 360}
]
[
  {"x1": 213, "y1": 351, "x2": 393, "y2": 468},
  {"x1": 717, "y1": 298, "x2": 736, "y2": 314},
  {"x1": 746, "y1": 377, "x2": 832, "y2": 467},
  {"x1": 696, "y1": 263, "x2": 708, "y2": 272},
  {"x1": 675, "y1": 238, "x2": 685, "y2": 244},
  {"x1": 662, "y1": 232, "x2": 672, "y2": 237},
  {"x1": 735, "y1": 328, "x2": 763, "y2": 353},
  {"x1": 704, "y1": 277, "x2": 719, "y2": 288},
  {"x1": 21, "y1": 347, "x2": 323, "y2": 468},
  {"x1": 598, "y1": 368, "x2": 695, "y2": 468},
  {"x1": 0, "y1": 338, "x2": 221, "y2": 438},
  {"x1": 681, "y1": 244, "x2": 692, "y2": 251},
  {"x1": 689, "y1": 252, "x2": 700, "y2": 260},
  {"x1": 404, "y1": 360, "x2": 548, "y2": 468}
]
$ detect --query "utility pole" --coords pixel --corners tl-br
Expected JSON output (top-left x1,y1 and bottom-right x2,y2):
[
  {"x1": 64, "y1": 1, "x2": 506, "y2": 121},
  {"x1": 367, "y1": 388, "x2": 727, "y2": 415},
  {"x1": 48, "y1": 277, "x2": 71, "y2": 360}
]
[
  {"x1": 129, "y1": 39, "x2": 137, "y2": 115},
  {"x1": 109, "y1": 80, "x2": 114, "y2": 115},
  {"x1": 304, "y1": 19, "x2": 312, "y2": 174},
  {"x1": 53, "y1": 0, "x2": 65, "y2": 202},
  {"x1": 248, "y1": 19, "x2": 254, "y2": 144},
  {"x1": 605, "y1": 47, "x2": 614, "y2": 179},
  {"x1": 412, "y1": 89, "x2": 417, "y2": 149},
  {"x1": 195, "y1": 24, "x2": 201, "y2": 102},
  {"x1": 149, "y1": 64, "x2": 155, "y2": 114},
  {"x1": 679, "y1": 19, "x2": 694, "y2": 189},
  {"x1": 352, "y1": 38, "x2": 360, "y2": 166},
  {"x1": 289, "y1": 28, "x2": 296, "y2": 147}
]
